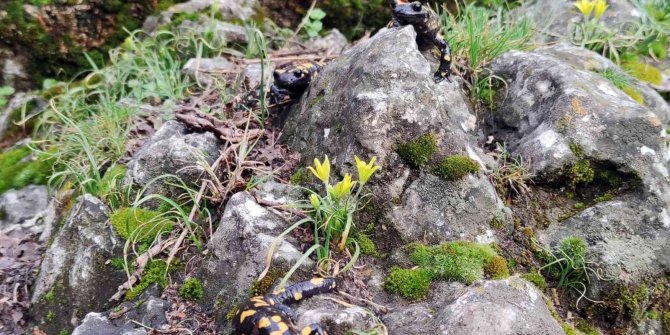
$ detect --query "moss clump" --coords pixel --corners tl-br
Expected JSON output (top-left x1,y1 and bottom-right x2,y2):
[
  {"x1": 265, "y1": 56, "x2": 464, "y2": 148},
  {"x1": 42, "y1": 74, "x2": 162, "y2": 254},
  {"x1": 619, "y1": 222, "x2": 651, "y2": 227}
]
[
  {"x1": 484, "y1": 255, "x2": 510, "y2": 279},
  {"x1": 622, "y1": 61, "x2": 663, "y2": 85},
  {"x1": 125, "y1": 260, "x2": 169, "y2": 301},
  {"x1": 44, "y1": 288, "x2": 55, "y2": 302},
  {"x1": 383, "y1": 267, "x2": 432, "y2": 300},
  {"x1": 562, "y1": 324, "x2": 578, "y2": 335},
  {"x1": 521, "y1": 272, "x2": 547, "y2": 290},
  {"x1": 410, "y1": 242, "x2": 507, "y2": 285},
  {"x1": 594, "y1": 192, "x2": 614, "y2": 203},
  {"x1": 110, "y1": 207, "x2": 174, "y2": 243},
  {"x1": 0, "y1": 146, "x2": 55, "y2": 195},
  {"x1": 662, "y1": 312, "x2": 670, "y2": 334},
  {"x1": 248, "y1": 269, "x2": 284, "y2": 297},
  {"x1": 569, "y1": 144, "x2": 594, "y2": 186},
  {"x1": 179, "y1": 278, "x2": 204, "y2": 301},
  {"x1": 621, "y1": 284, "x2": 650, "y2": 323},
  {"x1": 109, "y1": 257, "x2": 127, "y2": 270},
  {"x1": 395, "y1": 133, "x2": 437, "y2": 168},
  {"x1": 289, "y1": 167, "x2": 311, "y2": 185},
  {"x1": 621, "y1": 86, "x2": 645, "y2": 106},
  {"x1": 432, "y1": 155, "x2": 480, "y2": 181},
  {"x1": 490, "y1": 216, "x2": 506, "y2": 230},
  {"x1": 575, "y1": 319, "x2": 599, "y2": 335},
  {"x1": 97, "y1": 164, "x2": 126, "y2": 197},
  {"x1": 348, "y1": 233, "x2": 378, "y2": 257}
]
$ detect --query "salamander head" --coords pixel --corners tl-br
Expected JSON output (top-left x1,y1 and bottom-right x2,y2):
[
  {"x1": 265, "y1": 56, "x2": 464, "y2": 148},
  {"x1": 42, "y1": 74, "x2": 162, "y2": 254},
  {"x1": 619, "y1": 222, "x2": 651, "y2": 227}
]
[{"x1": 392, "y1": 1, "x2": 429, "y2": 25}]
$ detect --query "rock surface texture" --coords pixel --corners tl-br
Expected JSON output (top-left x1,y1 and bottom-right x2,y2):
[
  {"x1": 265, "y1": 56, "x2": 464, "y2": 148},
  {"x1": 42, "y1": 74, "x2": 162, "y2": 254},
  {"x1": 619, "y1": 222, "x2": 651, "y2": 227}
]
[
  {"x1": 283, "y1": 25, "x2": 509, "y2": 245},
  {"x1": 30, "y1": 195, "x2": 125, "y2": 333}
]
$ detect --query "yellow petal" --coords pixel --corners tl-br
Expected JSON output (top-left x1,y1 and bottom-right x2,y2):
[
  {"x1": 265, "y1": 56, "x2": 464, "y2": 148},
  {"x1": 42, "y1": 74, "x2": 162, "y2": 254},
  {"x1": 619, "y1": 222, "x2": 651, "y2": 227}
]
[
  {"x1": 594, "y1": 0, "x2": 608, "y2": 19},
  {"x1": 574, "y1": 0, "x2": 595, "y2": 17}
]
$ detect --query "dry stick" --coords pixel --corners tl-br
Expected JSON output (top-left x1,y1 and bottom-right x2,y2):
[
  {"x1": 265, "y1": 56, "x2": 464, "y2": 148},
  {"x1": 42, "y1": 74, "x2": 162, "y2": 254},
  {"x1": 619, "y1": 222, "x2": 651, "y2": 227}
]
[
  {"x1": 253, "y1": 195, "x2": 307, "y2": 218},
  {"x1": 243, "y1": 55, "x2": 339, "y2": 64},
  {"x1": 110, "y1": 239, "x2": 176, "y2": 301},
  {"x1": 281, "y1": 0, "x2": 317, "y2": 52}
]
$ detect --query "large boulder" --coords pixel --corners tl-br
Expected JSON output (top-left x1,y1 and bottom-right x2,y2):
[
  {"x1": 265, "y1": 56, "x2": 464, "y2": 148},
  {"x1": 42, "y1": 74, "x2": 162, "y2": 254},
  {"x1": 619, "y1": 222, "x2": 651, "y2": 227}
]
[
  {"x1": 200, "y1": 191, "x2": 310, "y2": 331},
  {"x1": 125, "y1": 120, "x2": 221, "y2": 201},
  {"x1": 282, "y1": 25, "x2": 509, "y2": 245},
  {"x1": 490, "y1": 45, "x2": 670, "y2": 301},
  {"x1": 383, "y1": 276, "x2": 565, "y2": 335},
  {"x1": 30, "y1": 195, "x2": 125, "y2": 333}
]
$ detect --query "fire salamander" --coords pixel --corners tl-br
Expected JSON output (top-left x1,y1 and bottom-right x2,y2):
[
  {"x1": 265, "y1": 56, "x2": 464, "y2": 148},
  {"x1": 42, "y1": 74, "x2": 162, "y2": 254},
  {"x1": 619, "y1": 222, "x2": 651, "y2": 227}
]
[
  {"x1": 270, "y1": 61, "x2": 324, "y2": 105},
  {"x1": 388, "y1": 0, "x2": 452, "y2": 82},
  {"x1": 232, "y1": 277, "x2": 337, "y2": 335}
]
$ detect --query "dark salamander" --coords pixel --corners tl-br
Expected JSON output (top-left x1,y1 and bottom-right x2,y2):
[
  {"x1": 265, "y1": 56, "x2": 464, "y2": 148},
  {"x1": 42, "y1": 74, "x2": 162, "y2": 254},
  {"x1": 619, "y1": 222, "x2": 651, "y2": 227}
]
[
  {"x1": 270, "y1": 61, "x2": 324, "y2": 105},
  {"x1": 232, "y1": 277, "x2": 337, "y2": 335},
  {"x1": 388, "y1": 0, "x2": 452, "y2": 82}
]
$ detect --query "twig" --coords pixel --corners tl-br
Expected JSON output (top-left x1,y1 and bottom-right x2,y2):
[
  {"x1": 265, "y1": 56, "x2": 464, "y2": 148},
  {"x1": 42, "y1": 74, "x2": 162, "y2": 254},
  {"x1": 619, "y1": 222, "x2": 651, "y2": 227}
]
[
  {"x1": 336, "y1": 290, "x2": 389, "y2": 313},
  {"x1": 244, "y1": 55, "x2": 338, "y2": 64},
  {"x1": 110, "y1": 238, "x2": 176, "y2": 301},
  {"x1": 253, "y1": 195, "x2": 307, "y2": 218},
  {"x1": 281, "y1": 0, "x2": 317, "y2": 51},
  {"x1": 271, "y1": 48, "x2": 327, "y2": 58}
]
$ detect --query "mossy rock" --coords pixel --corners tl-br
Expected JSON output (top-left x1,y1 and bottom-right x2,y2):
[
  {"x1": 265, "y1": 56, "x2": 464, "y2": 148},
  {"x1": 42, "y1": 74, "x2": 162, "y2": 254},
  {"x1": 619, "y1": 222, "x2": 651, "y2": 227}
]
[{"x1": 0, "y1": 146, "x2": 54, "y2": 195}]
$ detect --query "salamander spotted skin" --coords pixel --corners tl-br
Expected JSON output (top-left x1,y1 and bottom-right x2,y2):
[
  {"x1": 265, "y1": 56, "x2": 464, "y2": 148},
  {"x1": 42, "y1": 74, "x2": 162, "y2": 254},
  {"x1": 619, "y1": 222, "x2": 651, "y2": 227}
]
[
  {"x1": 232, "y1": 277, "x2": 337, "y2": 335},
  {"x1": 270, "y1": 61, "x2": 324, "y2": 104},
  {"x1": 388, "y1": 0, "x2": 452, "y2": 82}
]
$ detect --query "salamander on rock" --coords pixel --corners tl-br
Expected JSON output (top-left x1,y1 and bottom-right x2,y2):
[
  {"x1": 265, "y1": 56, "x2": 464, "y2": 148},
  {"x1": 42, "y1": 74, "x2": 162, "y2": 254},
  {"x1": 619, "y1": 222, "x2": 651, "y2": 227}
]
[
  {"x1": 270, "y1": 61, "x2": 324, "y2": 105},
  {"x1": 388, "y1": 0, "x2": 452, "y2": 82},
  {"x1": 232, "y1": 277, "x2": 337, "y2": 335}
]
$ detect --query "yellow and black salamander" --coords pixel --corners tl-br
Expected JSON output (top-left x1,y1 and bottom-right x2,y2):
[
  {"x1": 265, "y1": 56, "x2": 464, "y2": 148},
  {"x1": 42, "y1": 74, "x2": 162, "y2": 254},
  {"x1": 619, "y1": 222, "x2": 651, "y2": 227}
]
[
  {"x1": 270, "y1": 61, "x2": 324, "y2": 105},
  {"x1": 232, "y1": 277, "x2": 337, "y2": 335},
  {"x1": 388, "y1": 0, "x2": 452, "y2": 82}
]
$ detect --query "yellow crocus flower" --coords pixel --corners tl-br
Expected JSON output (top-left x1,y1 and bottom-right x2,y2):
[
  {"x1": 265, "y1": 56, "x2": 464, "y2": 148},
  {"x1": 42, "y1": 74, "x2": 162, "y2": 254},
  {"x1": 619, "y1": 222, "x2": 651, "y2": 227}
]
[
  {"x1": 307, "y1": 155, "x2": 331, "y2": 184},
  {"x1": 593, "y1": 0, "x2": 608, "y2": 19},
  {"x1": 354, "y1": 155, "x2": 381, "y2": 184},
  {"x1": 574, "y1": 0, "x2": 595, "y2": 18},
  {"x1": 331, "y1": 173, "x2": 355, "y2": 199},
  {"x1": 309, "y1": 193, "x2": 320, "y2": 210}
]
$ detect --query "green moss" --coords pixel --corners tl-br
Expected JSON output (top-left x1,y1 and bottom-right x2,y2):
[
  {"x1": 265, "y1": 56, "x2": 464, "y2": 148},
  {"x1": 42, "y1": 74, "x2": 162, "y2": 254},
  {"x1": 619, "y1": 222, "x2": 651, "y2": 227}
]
[
  {"x1": 575, "y1": 319, "x2": 599, "y2": 335},
  {"x1": 409, "y1": 242, "x2": 504, "y2": 284},
  {"x1": 594, "y1": 192, "x2": 614, "y2": 203},
  {"x1": 248, "y1": 269, "x2": 284, "y2": 297},
  {"x1": 349, "y1": 233, "x2": 378, "y2": 257},
  {"x1": 46, "y1": 311, "x2": 55, "y2": 322},
  {"x1": 622, "y1": 61, "x2": 663, "y2": 85},
  {"x1": 395, "y1": 133, "x2": 438, "y2": 168},
  {"x1": 125, "y1": 260, "x2": 169, "y2": 301},
  {"x1": 98, "y1": 164, "x2": 126, "y2": 196},
  {"x1": 621, "y1": 86, "x2": 645, "y2": 106},
  {"x1": 110, "y1": 207, "x2": 174, "y2": 243},
  {"x1": 44, "y1": 288, "x2": 55, "y2": 302},
  {"x1": 109, "y1": 257, "x2": 127, "y2": 270},
  {"x1": 647, "y1": 310, "x2": 659, "y2": 320},
  {"x1": 484, "y1": 255, "x2": 510, "y2": 279},
  {"x1": 179, "y1": 278, "x2": 204, "y2": 301},
  {"x1": 290, "y1": 167, "x2": 311, "y2": 185},
  {"x1": 521, "y1": 272, "x2": 548, "y2": 290},
  {"x1": 569, "y1": 144, "x2": 594, "y2": 186},
  {"x1": 57, "y1": 330, "x2": 69, "y2": 335},
  {"x1": 226, "y1": 305, "x2": 239, "y2": 321},
  {"x1": 383, "y1": 267, "x2": 432, "y2": 300},
  {"x1": 562, "y1": 324, "x2": 578, "y2": 335},
  {"x1": 490, "y1": 216, "x2": 506, "y2": 230},
  {"x1": 662, "y1": 312, "x2": 670, "y2": 334},
  {"x1": 0, "y1": 146, "x2": 55, "y2": 195},
  {"x1": 621, "y1": 284, "x2": 650, "y2": 323},
  {"x1": 432, "y1": 155, "x2": 480, "y2": 181}
]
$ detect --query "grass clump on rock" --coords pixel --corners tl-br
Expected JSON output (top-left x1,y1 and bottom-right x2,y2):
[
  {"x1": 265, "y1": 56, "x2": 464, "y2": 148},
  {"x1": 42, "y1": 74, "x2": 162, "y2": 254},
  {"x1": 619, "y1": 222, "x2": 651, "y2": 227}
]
[
  {"x1": 395, "y1": 133, "x2": 437, "y2": 167},
  {"x1": 432, "y1": 155, "x2": 480, "y2": 181},
  {"x1": 179, "y1": 278, "x2": 204, "y2": 301}
]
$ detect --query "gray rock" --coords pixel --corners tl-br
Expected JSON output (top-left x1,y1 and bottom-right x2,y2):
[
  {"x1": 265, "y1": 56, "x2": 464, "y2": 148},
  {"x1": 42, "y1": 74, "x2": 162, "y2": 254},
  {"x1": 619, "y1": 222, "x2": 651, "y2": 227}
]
[
  {"x1": 254, "y1": 180, "x2": 303, "y2": 206},
  {"x1": 200, "y1": 191, "x2": 309, "y2": 330},
  {"x1": 293, "y1": 295, "x2": 376, "y2": 334},
  {"x1": 491, "y1": 47, "x2": 670, "y2": 208},
  {"x1": 30, "y1": 195, "x2": 125, "y2": 333},
  {"x1": 306, "y1": 29, "x2": 350, "y2": 55},
  {"x1": 167, "y1": 0, "x2": 257, "y2": 21},
  {"x1": 537, "y1": 43, "x2": 670, "y2": 122},
  {"x1": 72, "y1": 313, "x2": 145, "y2": 335},
  {"x1": 0, "y1": 185, "x2": 49, "y2": 237},
  {"x1": 382, "y1": 277, "x2": 563, "y2": 335},
  {"x1": 125, "y1": 120, "x2": 221, "y2": 202},
  {"x1": 392, "y1": 174, "x2": 507, "y2": 244},
  {"x1": 635, "y1": 316, "x2": 664, "y2": 335},
  {"x1": 183, "y1": 57, "x2": 237, "y2": 86},
  {"x1": 244, "y1": 62, "x2": 273, "y2": 90},
  {"x1": 433, "y1": 277, "x2": 565, "y2": 335},
  {"x1": 538, "y1": 199, "x2": 670, "y2": 299},
  {"x1": 283, "y1": 25, "x2": 508, "y2": 244}
]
